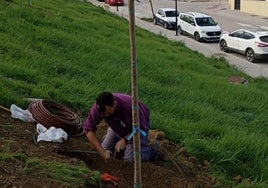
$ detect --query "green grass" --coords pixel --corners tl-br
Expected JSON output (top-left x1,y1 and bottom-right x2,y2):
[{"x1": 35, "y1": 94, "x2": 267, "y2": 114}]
[
  {"x1": 0, "y1": 0, "x2": 267, "y2": 187},
  {"x1": 23, "y1": 157, "x2": 100, "y2": 187}
]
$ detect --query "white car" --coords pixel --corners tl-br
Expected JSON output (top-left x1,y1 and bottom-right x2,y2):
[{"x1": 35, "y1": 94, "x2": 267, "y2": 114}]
[
  {"x1": 154, "y1": 8, "x2": 179, "y2": 30},
  {"x1": 220, "y1": 29, "x2": 268, "y2": 62},
  {"x1": 177, "y1": 12, "x2": 222, "y2": 42}
]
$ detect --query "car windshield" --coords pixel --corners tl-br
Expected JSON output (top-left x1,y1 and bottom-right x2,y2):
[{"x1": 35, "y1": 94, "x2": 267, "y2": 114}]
[
  {"x1": 196, "y1": 17, "x2": 217, "y2": 26},
  {"x1": 165, "y1": 11, "x2": 179, "y2": 17}
]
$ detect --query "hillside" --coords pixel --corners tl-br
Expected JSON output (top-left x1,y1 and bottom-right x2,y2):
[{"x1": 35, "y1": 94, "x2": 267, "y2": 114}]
[{"x1": 0, "y1": 0, "x2": 267, "y2": 187}]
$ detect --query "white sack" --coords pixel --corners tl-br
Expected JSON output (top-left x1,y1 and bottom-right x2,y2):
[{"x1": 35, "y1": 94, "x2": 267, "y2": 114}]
[
  {"x1": 10, "y1": 104, "x2": 35, "y2": 123},
  {"x1": 36, "y1": 123, "x2": 68, "y2": 143}
]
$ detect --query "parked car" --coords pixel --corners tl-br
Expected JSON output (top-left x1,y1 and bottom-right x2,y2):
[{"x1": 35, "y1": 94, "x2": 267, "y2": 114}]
[
  {"x1": 177, "y1": 12, "x2": 222, "y2": 42},
  {"x1": 154, "y1": 8, "x2": 180, "y2": 30},
  {"x1": 104, "y1": 0, "x2": 124, "y2": 6},
  {"x1": 220, "y1": 28, "x2": 268, "y2": 62}
]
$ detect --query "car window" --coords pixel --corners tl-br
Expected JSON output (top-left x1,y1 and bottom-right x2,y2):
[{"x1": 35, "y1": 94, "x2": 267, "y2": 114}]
[
  {"x1": 189, "y1": 17, "x2": 195, "y2": 25},
  {"x1": 183, "y1": 15, "x2": 189, "y2": 22},
  {"x1": 207, "y1": 17, "x2": 217, "y2": 25},
  {"x1": 166, "y1": 11, "x2": 179, "y2": 17},
  {"x1": 231, "y1": 31, "x2": 244, "y2": 38},
  {"x1": 180, "y1": 14, "x2": 186, "y2": 22},
  {"x1": 242, "y1": 32, "x2": 254, "y2": 40},
  {"x1": 157, "y1": 10, "x2": 163, "y2": 16},
  {"x1": 160, "y1": 10, "x2": 164, "y2": 16},
  {"x1": 260, "y1": 35, "x2": 268, "y2": 43},
  {"x1": 196, "y1": 17, "x2": 217, "y2": 26},
  {"x1": 183, "y1": 15, "x2": 187, "y2": 22}
]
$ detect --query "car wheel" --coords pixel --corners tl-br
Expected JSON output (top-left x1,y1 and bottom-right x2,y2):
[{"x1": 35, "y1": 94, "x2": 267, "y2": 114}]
[
  {"x1": 246, "y1": 48, "x2": 256, "y2": 62},
  {"x1": 194, "y1": 32, "x2": 201, "y2": 42},
  {"x1": 153, "y1": 18, "x2": 157, "y2": 25},
  {"x1": 164, "y1": 22, "x2": 168, "y2": 29},
  {"x1": 177, "y1": 26, "x2": 183, "y2": 35},
  {"x1": 220, "y1": 40, "x2": 228, "y2": 52}
]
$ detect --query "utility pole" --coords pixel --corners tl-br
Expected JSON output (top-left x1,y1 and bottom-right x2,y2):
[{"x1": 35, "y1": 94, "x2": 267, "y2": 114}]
[
  {"x1": 148, "y1": 0, "x2": 154, "y2": 19},
  {"x1": 175, "y1": 0, "x2": 178, "y2": 35}
]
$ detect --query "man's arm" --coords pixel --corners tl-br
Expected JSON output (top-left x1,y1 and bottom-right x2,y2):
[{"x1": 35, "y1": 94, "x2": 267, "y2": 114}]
[{"x1": 86, "y1": 131, "x2": 111, "y2": 160}]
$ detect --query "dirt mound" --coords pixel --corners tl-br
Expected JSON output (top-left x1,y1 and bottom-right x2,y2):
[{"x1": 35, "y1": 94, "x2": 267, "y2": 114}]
[{"x1": 0, "y1": 109, "x2": 218, "y2": 187}]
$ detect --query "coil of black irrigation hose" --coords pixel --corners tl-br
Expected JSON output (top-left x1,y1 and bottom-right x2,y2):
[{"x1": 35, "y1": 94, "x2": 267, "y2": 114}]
[{"x1": 28, "y1": 99, "x2": 84, "y2": 137}]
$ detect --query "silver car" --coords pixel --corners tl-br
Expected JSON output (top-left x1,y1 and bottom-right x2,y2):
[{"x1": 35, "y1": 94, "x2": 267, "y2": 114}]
[{"x1": 154, "y1": 8, "x2": 179, "y2": 30}]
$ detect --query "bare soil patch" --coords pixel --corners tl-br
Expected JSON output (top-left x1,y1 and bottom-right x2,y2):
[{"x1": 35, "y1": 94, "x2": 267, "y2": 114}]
[{"x1": 0, "y1": 109, "x2": 219, "y2": 188}]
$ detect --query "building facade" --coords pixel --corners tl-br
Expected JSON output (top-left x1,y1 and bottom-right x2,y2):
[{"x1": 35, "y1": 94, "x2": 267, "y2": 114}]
[{"x1": 228, "y1": 0, "x2": 268, "y2": 17}]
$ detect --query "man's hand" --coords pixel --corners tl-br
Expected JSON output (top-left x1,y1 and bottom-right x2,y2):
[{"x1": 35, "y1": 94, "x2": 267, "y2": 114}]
[
  {"x1": 99, "y1": 149, "x2": 112, "y2": 160},
  {"x1": 115, "y1": 138, "x2": 127, "y2": 153},
  {"x1": 86, "y1": 131, "x2": 111, "y2": 160}
]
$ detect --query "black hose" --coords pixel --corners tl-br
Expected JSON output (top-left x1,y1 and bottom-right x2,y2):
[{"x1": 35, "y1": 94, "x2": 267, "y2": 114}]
[{"x1": 149, "y1": 143, "x2": 185, "y2": 179}]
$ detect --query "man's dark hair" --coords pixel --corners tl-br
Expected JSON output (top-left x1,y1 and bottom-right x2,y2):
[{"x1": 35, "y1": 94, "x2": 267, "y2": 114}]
[{"x1": 96, "y1": 92, "x2": 114, "y2": 113}]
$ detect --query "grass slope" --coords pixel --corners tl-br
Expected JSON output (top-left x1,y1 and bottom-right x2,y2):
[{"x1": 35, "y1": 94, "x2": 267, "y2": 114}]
[{"x1": 0, "y1": 0, "x2": 267, "y2": 186}]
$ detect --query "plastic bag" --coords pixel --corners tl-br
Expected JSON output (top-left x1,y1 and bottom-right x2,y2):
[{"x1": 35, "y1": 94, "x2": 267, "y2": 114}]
[
  {"x1": 10, "y1": 104, "x2": 35, "y2": 123},
  {"x1": 36, "y1": 123, "x2": 47, "y2": 134},
  {"x1": 36, "y1": 123, "x2": 68, "y2": 143}
]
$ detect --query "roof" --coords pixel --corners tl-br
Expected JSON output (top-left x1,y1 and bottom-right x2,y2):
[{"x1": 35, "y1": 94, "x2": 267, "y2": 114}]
[
  {"x1": 236, "y1": 28, "x2": 268, "y2": 35},
  {"x1": 181, "y1": 12, "x2": 211, "y2": 18},
  {"x1": 157, "y1": 8, "x2": 176, "y2": 12}
]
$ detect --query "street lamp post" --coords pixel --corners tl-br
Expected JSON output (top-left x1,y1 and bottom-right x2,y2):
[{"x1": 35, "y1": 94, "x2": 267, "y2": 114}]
[
  {"x1": 175, "y1": 0, "x2": 178, "y2": 35},
  {"x1": 116, "y1": 0, "x2": 119, "y2": 11}
]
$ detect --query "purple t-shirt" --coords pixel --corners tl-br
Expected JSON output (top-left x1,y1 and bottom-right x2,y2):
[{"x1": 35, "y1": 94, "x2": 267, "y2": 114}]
[{"x1": 83, "y1": 93, "x2": 150, "y2": 138}]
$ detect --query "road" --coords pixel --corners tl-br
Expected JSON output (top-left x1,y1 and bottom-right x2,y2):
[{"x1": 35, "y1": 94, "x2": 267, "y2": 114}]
[{"x1": 87, "y1": 0, "x2": 268, "y2": 78}]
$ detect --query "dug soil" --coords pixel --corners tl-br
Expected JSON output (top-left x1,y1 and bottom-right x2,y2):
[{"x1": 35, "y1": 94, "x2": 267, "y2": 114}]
[{"x1": 0, "y1": 109, "x2": 220, "y2": 188}]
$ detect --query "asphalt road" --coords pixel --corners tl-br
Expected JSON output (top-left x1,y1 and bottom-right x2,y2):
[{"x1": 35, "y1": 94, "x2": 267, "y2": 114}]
[{"x1": 87, "y1": 0, "x2": 268, "y2": 78}]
